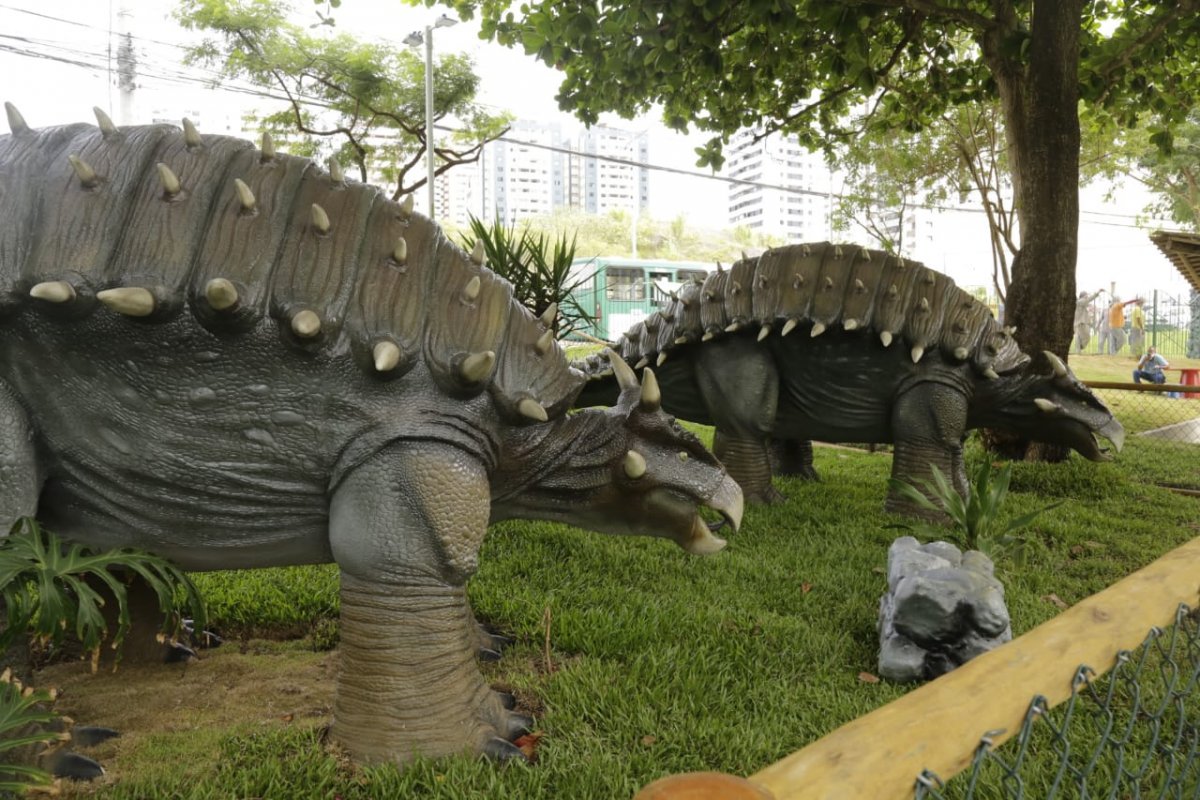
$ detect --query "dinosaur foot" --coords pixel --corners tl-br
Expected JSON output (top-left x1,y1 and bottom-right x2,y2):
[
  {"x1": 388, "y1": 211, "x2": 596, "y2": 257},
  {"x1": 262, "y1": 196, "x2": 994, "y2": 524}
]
[
  {"x1": 746, "y1": 484, "x2": 787, "y2": 505},
  {"x1": 474, "y1": 622, "x2": 514, "y2": 661},
  {"x1": 46, "y1": 750, "x2": 105, "y2": 781}
]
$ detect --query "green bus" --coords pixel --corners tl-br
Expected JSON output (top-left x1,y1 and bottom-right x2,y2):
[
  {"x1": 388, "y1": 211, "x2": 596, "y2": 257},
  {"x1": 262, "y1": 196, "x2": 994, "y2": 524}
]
[{"x1": 568, "y1": 257, "x2": 715, "y2": 341}]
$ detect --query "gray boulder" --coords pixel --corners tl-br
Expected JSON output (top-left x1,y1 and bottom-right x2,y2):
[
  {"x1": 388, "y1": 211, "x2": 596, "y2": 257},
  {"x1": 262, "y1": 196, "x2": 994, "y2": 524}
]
[{"x1": 878, "y1": 536, "x2": 1012, "y2": 682}]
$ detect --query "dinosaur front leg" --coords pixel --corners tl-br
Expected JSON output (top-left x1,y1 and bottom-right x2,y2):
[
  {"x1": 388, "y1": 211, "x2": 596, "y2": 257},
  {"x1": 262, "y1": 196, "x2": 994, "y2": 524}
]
[
  {"x1": 714, "y1": 428, "x2": 785, "y2": 504},
  {"x1": 328, "y1": 441, "x2": 528, "y2": 766},
  {"x1": 886, "y1": 383, "x2": 969, "y2": 520},
  {"x1": 0, "y1": 380, "x2": 40, "y2": 525}
]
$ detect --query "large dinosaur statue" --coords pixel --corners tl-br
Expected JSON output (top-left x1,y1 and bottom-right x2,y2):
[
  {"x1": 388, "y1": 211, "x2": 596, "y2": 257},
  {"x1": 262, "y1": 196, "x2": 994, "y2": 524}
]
[
  {"x1": 0, "y1": 105, "x2": 742, "y2": 766},
  {"x1": 575, "y1": 243, "x2": 1124, "y2": 511}
]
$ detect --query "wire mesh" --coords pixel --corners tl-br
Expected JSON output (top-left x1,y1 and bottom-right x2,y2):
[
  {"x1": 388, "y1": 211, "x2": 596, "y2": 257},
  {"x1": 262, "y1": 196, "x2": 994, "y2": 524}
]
[
  {"x1": 1088, "y1": 385, "x2": 1200, "y2": 492},
  {"x1": 915, "y1": 604, "x2": 1200, "y2": 800}
]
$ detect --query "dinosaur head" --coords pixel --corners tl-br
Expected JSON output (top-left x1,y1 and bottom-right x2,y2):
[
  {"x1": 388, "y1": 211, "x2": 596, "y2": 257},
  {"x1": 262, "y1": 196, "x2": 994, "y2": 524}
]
[
  {"x1": 974, "y1": 351, "x2": 1124, "y2": 461},
  {"x1": 492, "y1": 351, "x2": 742, "y2": 555}
]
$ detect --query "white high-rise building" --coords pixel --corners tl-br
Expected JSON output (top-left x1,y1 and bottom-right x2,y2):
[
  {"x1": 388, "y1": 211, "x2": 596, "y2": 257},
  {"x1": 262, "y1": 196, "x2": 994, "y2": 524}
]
[
  {"x1": 476, "y1": 120, "x2": 568, "y2": 225},
  {"x1": 571, "y1": 125, "x2": 649, "y2": 214},
  {"x1": 723, "y1": 128, "x2": 832, "y2": 242}
]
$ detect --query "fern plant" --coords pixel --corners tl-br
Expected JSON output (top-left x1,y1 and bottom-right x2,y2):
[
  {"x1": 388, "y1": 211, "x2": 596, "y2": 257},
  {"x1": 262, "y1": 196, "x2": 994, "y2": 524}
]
[
  {"x1": 0, "y1": 672, "x2": 57, "y2": 793},
  {"x1": 0, "y1": 517, "x2": 206, "y2": 664},
  {"x1": 887, "y1": 461, "x2": 1062, "y2": 563}
]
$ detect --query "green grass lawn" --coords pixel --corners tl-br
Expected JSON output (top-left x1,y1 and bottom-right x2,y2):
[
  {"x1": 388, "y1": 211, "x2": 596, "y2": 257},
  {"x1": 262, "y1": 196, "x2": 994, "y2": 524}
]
[{"x1": 43, "y1": 415, "x2": 1199, "y2": 799}]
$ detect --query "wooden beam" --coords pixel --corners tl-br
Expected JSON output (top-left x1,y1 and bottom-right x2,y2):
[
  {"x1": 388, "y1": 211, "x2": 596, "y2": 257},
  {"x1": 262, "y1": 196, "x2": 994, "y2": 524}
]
[{"x1": 750, "y1": 537, "x2": 1200, "y2": 800}]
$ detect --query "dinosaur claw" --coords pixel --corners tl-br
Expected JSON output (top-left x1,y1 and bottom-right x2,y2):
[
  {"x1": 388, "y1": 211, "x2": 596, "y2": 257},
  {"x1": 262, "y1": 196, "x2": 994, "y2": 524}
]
[
  {"x1": 479, "y1": 647, "x2": 503, "y2": 662},
  {"x1": 504, "y1": 713, "x2": 535, "y2": 740},
  {"x1": 46, "y1": 750, "x2": 105, "y2": 780},
  {"x1": 70, "y1": 726, "x2": 120, "y2": 748},
  {"x1": 496, "y1": 691, "x2": 517, "y2": 710},
  {"x1": 482, "y1": 736, "x2": 530, "y2": 764}
]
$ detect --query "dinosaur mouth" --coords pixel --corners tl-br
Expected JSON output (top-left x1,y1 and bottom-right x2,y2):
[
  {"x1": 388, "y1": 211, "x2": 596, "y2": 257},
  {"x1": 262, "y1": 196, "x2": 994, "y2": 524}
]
[
  {"x1": 1067, "y1": 417, "x2": 1126, "y2": 462},
  {"x1": 679, "y1": 475, "x2": 743, "y2": 555}
]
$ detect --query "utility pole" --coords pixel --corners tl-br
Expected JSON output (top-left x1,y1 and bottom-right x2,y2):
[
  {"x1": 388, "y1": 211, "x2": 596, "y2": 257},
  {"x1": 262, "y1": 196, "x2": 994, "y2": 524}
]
[{"x1": 115, "y1": 0, "x2": 137, "y2": 124}]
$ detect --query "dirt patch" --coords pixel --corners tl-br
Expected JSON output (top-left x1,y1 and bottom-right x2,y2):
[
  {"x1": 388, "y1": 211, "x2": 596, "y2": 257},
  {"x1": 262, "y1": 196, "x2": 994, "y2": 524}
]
[{"x1": 34, "y1": 642, "x2": 337, "y2": 791}]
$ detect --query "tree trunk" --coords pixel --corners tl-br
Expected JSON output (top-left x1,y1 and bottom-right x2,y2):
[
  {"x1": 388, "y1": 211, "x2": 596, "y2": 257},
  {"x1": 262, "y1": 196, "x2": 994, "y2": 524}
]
[{"x1": 981, "y1": 0, "x2": 1084, "y2": 462}]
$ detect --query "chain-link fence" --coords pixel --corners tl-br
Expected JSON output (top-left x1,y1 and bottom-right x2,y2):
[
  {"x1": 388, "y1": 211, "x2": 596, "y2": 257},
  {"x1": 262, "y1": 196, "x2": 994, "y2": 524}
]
[
  {"x1": 915, "y1": 604, "x2": 1200, "y2": 799},
  {"x1": 1087, "y1": 383, "x2": 1200, "y2": 493},
  {"x1": 1074, "y1": 289, "x2": 1198, "y2": 359}
]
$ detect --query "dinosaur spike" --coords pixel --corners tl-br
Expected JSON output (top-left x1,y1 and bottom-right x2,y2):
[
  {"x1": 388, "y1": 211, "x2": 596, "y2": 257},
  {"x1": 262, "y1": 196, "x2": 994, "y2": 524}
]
[
  {"x1": 93, "y1": 107, "x2": 117, "y2": 136},
  {"x1": 4, "y1": 101, "x2": 29, "y2": 133},
  {"x1": 1043, "y1": 351, "x2": 1068, "y2": 378},
  {"x1": 540, "y1": 302, "x2": 557, "y2": 328},
  {"x1": 1034, "y1": 398, "x2": 1060, "y2": 414},
  {"x1": 843, "y1": 318, "x2": 858, "y2": 331},
  {"x1": 392, "y1": 237, "x2": 407, "y2": 265},
  {"x1": 471, "y1": 240, "x2": 485, "y2": 265},
  {"x1": 854, "y1": 279, "x2": 866, "y2": 293},
  {"x1": 373, "y1": 341, "x2": 402, "y2": 372},
  {"x1": 518, "y1": 397, "x2": 548, "y2": 423},
  {"x1": 1004, "y1": 326, "x2": 1017, "y2": 336},
  {"x1": 701, "y1": 331, "x2": 715, "y2": 342},
  {"x1": 535, "y1": 329, "x2": 554, "y2": 356},
  {"x1": 724, "y1": 322, "x2": 741, "y2": 333},
  {"x1": 887, "y1": 284, "x2": 898, "y2": 297},
  {"x1": 781, "y1": 318, "x2": 799, "y2": 337},
  {"x1": 674, "y1": 336, "x2": 689, "y2": 345},
  {"x1": 291, "y1": 309, "x2": 321, "y2": 338},
  {"x1": 810, "y1": 322, "x2": 826, "y2": 338},
  {"x1": 715, "y1": 261, "x2": 724, "y2": 273},
  {"x1": 756, "y1": 275, "x2": 767, "y2": 288},
  {"x1": 911, "y1": 345, "x2": 925, "y2": 363},
  {"x1": 624, "y1": 450, "x2": 647, "y2": 479},
  {"x1": 918, "y1": 297, "x2": 930, "y2": 312},
  {"x1": 693, "y1": 275, "x2": 704, "y2": 285},
  {"x1": 640, "y1": 368, "x2": 661, "y2": 411},
  {"x1": 260, "y1": 131, "x2": 275, "y2": 161},
  {"x1": 834, "y1": 245, "x2": 844, "y2": 258},
  {"x1": 204, "y1": 278, "x2": 238, "y2": 311},
  {"x1": 635, "y1": 357, "x2": 649, "y2": 369},
  {"x1": 680, "y1": 296, "x2": 691, "y2": 308},
  {"x1": 328, "y1": 158, "x2": 344, "y2": 183},
  {"x1": 399, "y1": 193, "x2": 415, "y2": 219},
  {"x1": 983, "y1": 367, "x2": 1000, "y2": 380},
  {"x1": 924, "y1": 272, "x2": 936, "y2": 285},
  {"x1": 656, "y1": 351, "x2": 669, "y2": 367},
  {"x1": 669, "y1": 290, "x2": 679, "y2": 302},
  {"x1": 233, "y1": 179, "x2": 256, "y2": 212},
  {"x1": 310, "y1": 204, "x2": 330, "y2": 235},
  {"x1": 703, "y1": 291, "x2": 715, "y2": 302},
  {"x1": 182, "y1": 118, "x2": 202, "y2": 148},
  {"x1": 607, "y1": 349, "x2": 638, "y2": 392},
  {"x1": 29, "y1": 281, "x2": 75, "y2": 304},
  {"x1": 98, "y1": 287, "x2": 155, "y2": 317},
  {"x1": 793, "y1": 274, "x2": 805, "y2": 289},
  {"x1": 801, "y1": 244, "x2": 811, "y2": 256},
  {"x1": 860, "y1": 248, "x2": 871, "y2": 261},
  {"x1": 953, "y1": 321, "x2": 966, "y2": 333},
  {"x1": 156, "y1": 163, "x2": 181, "y2": 197},
  {"x1": 460, "y1": 350, "x2": 496, "y2": 383},
  {"x1": 951, "y1": 346, "x2": 968, "y2": 360},
  {"x1": 67, "y1": 155, "x2": 99, "y2": 189},
  {"x1": 823, "y1": 276, "x2": 834, "y2": 289},
  {"x1": 731, "y1": 281, "x2": 742, "y2": 295},
  {"x1": 462, "y1": 276, "x2": 481, "y2": 303},
  {"x1": 757, "y1": 324, "x2": 771, "y2": 342},
  {"x1": 740, "y1": 250, "x2": 749, "y2": 263},
  {"x1": 880, "y1": 330, "x2": 893, "y2": 348}
]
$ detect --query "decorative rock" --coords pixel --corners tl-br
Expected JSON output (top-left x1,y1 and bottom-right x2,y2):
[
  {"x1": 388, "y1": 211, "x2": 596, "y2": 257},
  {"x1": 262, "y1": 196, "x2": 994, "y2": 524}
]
[{"x1": 877, "y1": 536, "x2": 1012, "y2": 682}]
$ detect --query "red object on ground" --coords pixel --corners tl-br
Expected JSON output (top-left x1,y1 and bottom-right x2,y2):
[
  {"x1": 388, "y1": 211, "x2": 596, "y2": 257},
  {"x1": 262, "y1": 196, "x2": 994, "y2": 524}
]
[
  {"x1": 1179, "y1": 368, "x2": 1200, "y2": 399},
  {"x1": 634, "y1": 772, "x2": 776, "y2": 800}
]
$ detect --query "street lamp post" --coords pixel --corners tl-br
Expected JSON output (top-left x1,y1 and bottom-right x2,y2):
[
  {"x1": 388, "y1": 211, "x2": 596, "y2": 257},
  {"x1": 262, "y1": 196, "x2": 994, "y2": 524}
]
[{"x1": 403, "y1": 14, "x2": 457, "y2": 220}]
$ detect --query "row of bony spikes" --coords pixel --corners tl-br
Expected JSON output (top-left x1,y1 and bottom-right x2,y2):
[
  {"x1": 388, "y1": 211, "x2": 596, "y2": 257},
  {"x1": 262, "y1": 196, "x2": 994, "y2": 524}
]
[{"x1": 4, "y1": 103, "x2": 563, "y2": 422}]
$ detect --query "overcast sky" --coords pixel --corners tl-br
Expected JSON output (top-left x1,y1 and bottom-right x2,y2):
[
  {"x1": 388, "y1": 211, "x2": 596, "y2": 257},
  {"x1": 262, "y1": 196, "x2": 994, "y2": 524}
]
[{"x1": 1, "y1": 0, "x2": 1192, "y2": 298}]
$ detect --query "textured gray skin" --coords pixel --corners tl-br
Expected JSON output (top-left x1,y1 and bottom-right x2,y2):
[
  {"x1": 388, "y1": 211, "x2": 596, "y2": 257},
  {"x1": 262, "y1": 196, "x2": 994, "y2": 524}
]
[
  {"x1": 0, "y1": 107, "x2": 743, "y2": 766},
  {"x1": 575, "y1": 242, "x2": 1125, "y2": 514}
]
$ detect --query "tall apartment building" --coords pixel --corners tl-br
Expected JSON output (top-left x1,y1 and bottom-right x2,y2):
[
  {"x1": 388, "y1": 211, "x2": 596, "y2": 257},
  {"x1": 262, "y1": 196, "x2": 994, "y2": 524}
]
[
  {"x1": 474, "y1": 120, "x2": 568, "y2": 226},
  {"x1": 570, "y1": 125, "x2": 649, "y2": 214},
  {"x1": 723, "y1": 128, "x2": 832, "y2": 242}
]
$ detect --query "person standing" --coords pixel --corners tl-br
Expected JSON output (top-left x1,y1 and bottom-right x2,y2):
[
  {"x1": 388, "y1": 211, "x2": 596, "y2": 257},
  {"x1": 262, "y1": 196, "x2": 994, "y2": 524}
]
[
  {"x1": 1128, "y1": 298, "x2": 1147, "y2": 358},
  {"x1": 1132, "y1": 346, "x2": 1169, "y2": 384},
  {"x1": 1074, "y1": 289, "x2": 1103, "y2": 353},
  {"x1": 1106, "y1": 296, "x2": 1138, "y2": 354}
]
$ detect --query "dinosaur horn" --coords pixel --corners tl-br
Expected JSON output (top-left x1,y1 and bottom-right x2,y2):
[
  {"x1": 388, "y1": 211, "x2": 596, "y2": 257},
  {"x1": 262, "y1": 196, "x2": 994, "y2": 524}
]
[
  {"x1": 624, "y1": 450, "x2": 647, "y2": 479},
  {"x1": 640, "y1": 368, "x2": 661, "y2": 411},
  {"x1": 5, "y1": 101, "x2": 29, "y2": 133},
  {"x1": 1043, "y1": 351, "x2": 1068, "y2": 378},
  {"x1": 606, "y1": 349, "x2": 638, "y2": 393}
]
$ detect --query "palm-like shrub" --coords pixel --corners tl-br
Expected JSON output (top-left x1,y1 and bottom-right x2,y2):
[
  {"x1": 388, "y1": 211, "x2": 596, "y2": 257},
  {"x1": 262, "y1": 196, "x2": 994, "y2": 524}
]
[
  {"x1": 0, "y1": 671, "x2": 58, "y2": 793},
  {"x1": 888, "y1": 461, "x2": 1062, "y2": 563},
  {"x1": 461, "y1": 215, "x2": 597, "y2": 339},
  {"x1": 0, "y1": 517, "x2": 206, "y2": 665}
]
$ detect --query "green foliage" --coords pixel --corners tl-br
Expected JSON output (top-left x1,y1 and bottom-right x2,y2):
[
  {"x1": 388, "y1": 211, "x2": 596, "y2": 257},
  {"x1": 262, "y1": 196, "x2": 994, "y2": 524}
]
[
  {"x1": 459, "y1": 215, "x2": 595, "y2": 337},
  {"x1": 0, "y1": 677, "x2": 56, "y2": 793},
  {"x1": 0, "y1": 518, "x2": 206, "y2": 662},
  {"x1": 1127, "y1": 109, "x2": 1200, "y2": 231},
  {"x1": 176, "y1": 0, "x2": 511, "y2": 199},
  {"x1": 887, "y1": 462, "x2": 1062, "y2": 563}
]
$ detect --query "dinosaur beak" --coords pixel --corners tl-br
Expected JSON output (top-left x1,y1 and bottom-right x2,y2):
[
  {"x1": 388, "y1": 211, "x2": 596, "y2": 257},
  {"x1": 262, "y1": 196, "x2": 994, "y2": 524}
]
[
  {"x1": 678, "y1": 475, "x2": 743, "y2": 555},
  {"x1": 1099, "y1": 417, "x2": 1125, "y2": 455}
]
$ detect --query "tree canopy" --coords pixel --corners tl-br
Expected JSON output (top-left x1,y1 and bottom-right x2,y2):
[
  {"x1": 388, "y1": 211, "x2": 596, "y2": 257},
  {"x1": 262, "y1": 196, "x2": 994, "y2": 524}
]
[
  {"x1": 427, "y1": 0, "x2": 1200, "y2": 366},
  {"x1": 178, "y1": 0, "x2": 511, "y2": 200}
]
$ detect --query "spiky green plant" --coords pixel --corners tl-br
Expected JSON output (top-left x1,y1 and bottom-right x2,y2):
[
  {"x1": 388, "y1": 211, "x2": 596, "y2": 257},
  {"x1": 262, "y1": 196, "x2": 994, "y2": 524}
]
[
  {"x1": 0, "y1": 675, "x2": 57, "y2": 792},
  {"x1": 0, "y1": 518, "x2": 206, "y2": 663},
  {"x1": 887, "y1": 461, "x2": 1063, "y2": 563},
  {"x1": 461, "y1": 215, "x2": 597, "y2": 338}
]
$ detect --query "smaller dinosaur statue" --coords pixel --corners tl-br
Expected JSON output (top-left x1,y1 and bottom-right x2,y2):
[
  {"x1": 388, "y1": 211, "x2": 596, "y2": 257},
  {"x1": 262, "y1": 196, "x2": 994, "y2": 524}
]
[{"x1": 575, "y1": 243, "x2": 1124, "y2": 515}]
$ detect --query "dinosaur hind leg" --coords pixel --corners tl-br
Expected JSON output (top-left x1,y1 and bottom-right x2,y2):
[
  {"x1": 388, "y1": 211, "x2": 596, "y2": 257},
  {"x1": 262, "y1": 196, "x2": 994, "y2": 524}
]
[
  {"x1": 770, "y1": 438, "x2": 819, "y2": 481},
  {"x1": 0, "y1": 381, "x2": 40, "y2": 525},
  {"x1": 713, "y1": 428, "x2": 785, "y2": 504}
]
